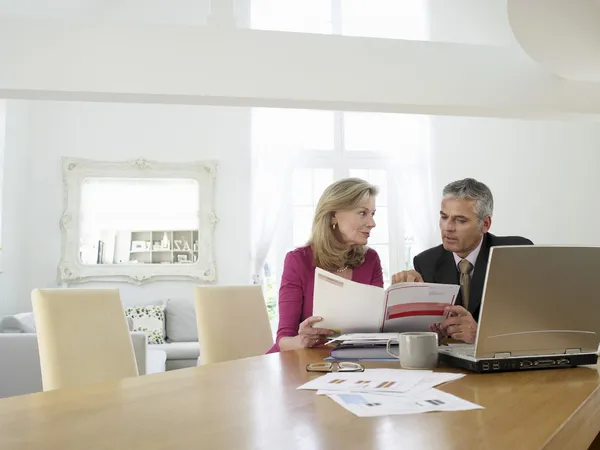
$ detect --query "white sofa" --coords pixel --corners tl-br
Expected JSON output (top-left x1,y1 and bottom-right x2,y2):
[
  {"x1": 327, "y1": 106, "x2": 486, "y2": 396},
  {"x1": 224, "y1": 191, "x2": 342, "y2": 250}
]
[
  {"x1": 150, "y1": 298, "x2": 201, "y2": 370},
  {"x1": 0, "y1": 331, "x2": 165, "y2": 399},
  {"x1": 0, "y1": 297, "x2": 201, "y2": 397}
]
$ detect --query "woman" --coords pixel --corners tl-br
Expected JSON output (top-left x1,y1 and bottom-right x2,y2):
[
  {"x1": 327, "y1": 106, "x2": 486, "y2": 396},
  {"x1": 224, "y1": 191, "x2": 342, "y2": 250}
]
[{"x1": 267, "y1": 177, "x2": 384, "y2": 353}]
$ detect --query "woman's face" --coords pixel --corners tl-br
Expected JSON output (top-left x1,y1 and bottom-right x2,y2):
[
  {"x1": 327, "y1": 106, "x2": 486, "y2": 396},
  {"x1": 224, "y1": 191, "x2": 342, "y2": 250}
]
[{"x1": 332, "y1": 195, "x2": 376, "y2": 246}]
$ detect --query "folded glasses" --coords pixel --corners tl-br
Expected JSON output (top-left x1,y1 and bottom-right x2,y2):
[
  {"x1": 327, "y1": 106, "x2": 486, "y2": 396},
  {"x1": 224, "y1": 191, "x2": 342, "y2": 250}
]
[{"x1": 306, "y1": 361, "x2": 365, "y2": 373}]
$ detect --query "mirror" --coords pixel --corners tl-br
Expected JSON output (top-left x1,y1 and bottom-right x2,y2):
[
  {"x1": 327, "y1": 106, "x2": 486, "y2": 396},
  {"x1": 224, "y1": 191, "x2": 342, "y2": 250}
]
[
  {"x1": 59, "y1": 158, "x2": 217, "y2": 284},
  {"x1": 79, "y1": 177, "x2": 200, "y2": 265}
]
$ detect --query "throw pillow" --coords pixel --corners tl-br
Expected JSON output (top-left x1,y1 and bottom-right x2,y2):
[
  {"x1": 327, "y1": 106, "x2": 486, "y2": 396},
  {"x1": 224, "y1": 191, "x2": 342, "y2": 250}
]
[
  {"x1": 124, "y1": 305, "x2": 166, "y2": 344},
  {"x1": 165, "y1": 298, "x2": 198, "y2": 342}
]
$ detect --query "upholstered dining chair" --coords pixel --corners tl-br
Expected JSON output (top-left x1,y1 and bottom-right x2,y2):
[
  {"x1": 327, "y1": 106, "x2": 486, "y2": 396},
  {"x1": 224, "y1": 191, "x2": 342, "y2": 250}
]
[
  {"x1": 194, "y1": 285, "x2": 274, "y2": 365},
  {"x1": 31, "y1": 288, "x2": 138, "y2": 391}
]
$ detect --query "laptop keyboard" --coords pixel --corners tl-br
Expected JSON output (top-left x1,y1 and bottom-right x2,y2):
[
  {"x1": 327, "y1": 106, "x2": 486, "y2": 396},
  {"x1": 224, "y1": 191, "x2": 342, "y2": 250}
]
[
  {"x1": 452, "y1": 348, "x2": 475, "y2": 358},
  {"x1": 439, "y1": 345, "x2": 476, "y2": 358}
]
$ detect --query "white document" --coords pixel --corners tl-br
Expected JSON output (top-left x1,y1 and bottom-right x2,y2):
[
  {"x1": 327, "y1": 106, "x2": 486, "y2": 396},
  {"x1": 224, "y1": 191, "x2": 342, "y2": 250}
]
[
  {"x1": 313, "y1": 268, "x2": 459, "y2": 334},
  {"x1": 325, "y1": 332, "x2": 399, "y2": 345},
  {"x1": 326, "y1": 388, "x2": 483, "y2": 417},
  {"x1": 297, "y1": 369, "x2": 431, "y2": 394},
  {"x1": 315, "y1": 371, "x2": 465, "y2": 396}
]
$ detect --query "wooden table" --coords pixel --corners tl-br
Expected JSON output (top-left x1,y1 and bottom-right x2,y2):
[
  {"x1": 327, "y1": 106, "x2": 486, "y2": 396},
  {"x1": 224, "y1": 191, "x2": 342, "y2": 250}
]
[{"x1": 0, "y1": 349, "x2": 599, "y2": 450}]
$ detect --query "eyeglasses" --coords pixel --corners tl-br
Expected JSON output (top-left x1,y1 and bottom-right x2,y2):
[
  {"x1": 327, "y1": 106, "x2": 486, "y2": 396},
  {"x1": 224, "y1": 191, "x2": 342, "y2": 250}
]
[{"x1": 306, "y1": 361, "x2": 365, "y2": 373}]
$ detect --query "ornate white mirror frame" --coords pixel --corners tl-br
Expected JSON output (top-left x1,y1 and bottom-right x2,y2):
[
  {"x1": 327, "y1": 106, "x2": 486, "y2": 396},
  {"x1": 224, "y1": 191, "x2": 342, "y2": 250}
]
[{"x1": 59, "y1": 157, "x2": 218, "y2": 285}]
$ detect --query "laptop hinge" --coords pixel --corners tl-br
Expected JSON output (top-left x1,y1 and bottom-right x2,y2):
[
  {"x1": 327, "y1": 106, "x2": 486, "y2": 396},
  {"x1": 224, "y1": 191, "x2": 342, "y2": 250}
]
[
  {"x1": 565, "y1": 348, "x2": 581, "y2": 354},
  {"x1": 494, "y1": 352, "x2": 511, "y2": 358}
]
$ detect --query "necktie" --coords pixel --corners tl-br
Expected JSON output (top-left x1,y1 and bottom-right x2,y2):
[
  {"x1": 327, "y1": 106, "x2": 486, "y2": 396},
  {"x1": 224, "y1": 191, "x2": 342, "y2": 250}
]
[{"x1": 458, "y1": 259, "x2": 474, "y2": 311}]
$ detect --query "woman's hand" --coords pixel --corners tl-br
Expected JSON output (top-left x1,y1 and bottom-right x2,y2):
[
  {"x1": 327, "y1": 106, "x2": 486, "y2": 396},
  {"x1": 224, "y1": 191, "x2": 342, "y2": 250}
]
[
  {"x1": 279, "y1": 316, "x2": 336, "y2": 351},
  {"x1": 296, "y1": 316, "x2": 336, "y2": 348}
]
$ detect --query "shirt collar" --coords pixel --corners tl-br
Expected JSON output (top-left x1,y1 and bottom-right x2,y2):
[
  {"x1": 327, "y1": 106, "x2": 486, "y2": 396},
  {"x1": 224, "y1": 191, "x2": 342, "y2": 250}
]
[{"x1": 453, "y1": 236, "x2": 484, "y2": 272}]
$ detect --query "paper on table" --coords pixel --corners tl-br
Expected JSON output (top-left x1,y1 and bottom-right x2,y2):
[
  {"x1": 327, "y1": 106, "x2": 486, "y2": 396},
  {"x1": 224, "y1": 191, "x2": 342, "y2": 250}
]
[
  {"x1": 325, "y1": 333, "x2": 399, "y2": 345},
  {"x1": 298, "y1": 369, "x2": 431, "y2": 394},
  {"x1": 399, "y1": 372, "x2": 465, "y2": 394},
  {"x1": 327, "y1": 388, "x2": 483, "y2": 417},
  {"x1": 315, "y1": 371, "x2": 465, "y2": 396}
]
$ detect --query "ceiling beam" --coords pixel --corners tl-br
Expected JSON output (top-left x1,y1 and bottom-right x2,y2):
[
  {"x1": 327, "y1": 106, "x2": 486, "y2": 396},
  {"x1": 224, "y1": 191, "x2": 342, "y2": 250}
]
[{"x1": 1, "y1": 18, "x2": 599, "y2": 119}]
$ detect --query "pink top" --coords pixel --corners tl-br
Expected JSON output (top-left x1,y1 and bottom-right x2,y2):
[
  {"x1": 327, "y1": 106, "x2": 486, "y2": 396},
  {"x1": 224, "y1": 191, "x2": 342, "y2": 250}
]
[{"x1": 267, "y1": 246, "x2": 384, "y2": 353}]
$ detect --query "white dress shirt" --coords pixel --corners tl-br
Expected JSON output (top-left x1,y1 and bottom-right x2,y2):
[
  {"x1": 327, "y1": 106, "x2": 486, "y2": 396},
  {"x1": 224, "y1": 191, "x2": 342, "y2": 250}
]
[{"x1": 453, "y1": 237, "x2": 483, "y2": 277}]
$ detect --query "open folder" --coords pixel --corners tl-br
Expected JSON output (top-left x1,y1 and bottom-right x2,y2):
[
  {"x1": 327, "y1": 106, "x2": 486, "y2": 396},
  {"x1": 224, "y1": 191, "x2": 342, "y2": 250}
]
[{"x1": 313, "y1": 268, "x2": 460, "y2": 334}]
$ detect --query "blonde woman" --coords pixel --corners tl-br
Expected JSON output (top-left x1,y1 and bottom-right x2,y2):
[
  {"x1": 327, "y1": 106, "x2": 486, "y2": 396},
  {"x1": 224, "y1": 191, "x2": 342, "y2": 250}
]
[{"x1": 267, "y1": 178, "x2": 384, "y2": 353}]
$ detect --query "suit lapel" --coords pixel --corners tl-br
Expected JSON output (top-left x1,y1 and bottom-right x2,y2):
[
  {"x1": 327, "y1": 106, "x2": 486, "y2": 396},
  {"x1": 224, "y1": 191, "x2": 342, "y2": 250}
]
[
  {"x1": 469, "y1": 234, "x2": 491, "y2": 315},
  {"x1": 434, "y1": 251, "x2": 460, "y2": 286}
]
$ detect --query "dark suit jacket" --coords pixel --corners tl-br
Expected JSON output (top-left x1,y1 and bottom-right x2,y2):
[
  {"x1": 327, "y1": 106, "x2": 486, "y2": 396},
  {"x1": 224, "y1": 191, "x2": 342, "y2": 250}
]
[{"x1": 413, "y1": 233, "x2": 533, "y2": 321}]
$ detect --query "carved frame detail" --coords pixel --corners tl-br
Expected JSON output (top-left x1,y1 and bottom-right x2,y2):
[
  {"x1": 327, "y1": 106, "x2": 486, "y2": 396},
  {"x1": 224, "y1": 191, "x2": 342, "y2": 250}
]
[{"x1": 59, "y1": 157, "x2": 218, "y2": 285}]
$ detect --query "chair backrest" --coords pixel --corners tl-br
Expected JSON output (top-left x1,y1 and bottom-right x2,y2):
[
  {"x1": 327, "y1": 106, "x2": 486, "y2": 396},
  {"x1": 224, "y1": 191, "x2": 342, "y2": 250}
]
[
  {"x1": 194, "y1": 285, "x2": 274, "y2": 365},
  {"x1": 31, "y1": 288, "x2": 138, "y2": 391}
]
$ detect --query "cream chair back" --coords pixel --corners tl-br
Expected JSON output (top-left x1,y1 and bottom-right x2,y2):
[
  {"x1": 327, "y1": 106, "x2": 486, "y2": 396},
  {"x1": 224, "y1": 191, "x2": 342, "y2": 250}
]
[
  {"x1": 194, "y1": 285, "x2": 274, "y2": 365},
  {"x1": 32, "y1": 288, "x2": 138, "y2": 391}
]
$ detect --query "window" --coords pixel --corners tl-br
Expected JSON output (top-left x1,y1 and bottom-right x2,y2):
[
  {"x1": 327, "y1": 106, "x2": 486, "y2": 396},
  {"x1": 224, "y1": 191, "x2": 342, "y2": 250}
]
[
  {"x1": 292, "y1": 168, "x2": 334, "y2": 247},
  {"x1": 251, "y1": 0, "x2": 428, "y2": 41},
  {"x1": 250, "y1": 0, "x2": 332, "y2": 35},
  {"x1": 252, "y1": 108, "x2": 430, "y2": 325}
]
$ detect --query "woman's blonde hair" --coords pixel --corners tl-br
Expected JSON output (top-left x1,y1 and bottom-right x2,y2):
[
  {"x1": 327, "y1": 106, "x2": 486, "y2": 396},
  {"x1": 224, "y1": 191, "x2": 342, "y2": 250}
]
[{"x1": 307, "y1": 177, "x2": 378, "y2": 271}]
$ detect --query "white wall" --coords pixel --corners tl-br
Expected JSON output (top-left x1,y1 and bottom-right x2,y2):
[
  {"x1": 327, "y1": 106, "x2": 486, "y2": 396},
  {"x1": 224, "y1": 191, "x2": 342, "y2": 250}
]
[
  {"x1": 431, "y1": 116, "x2": 600, "y2": 246},
  {"x1": 1, "y1": 100, "x2": 251, "y2": 314},
  {"x1": 0, "y1": 101, "x2": 31, "y2": 317},
  {"x1": 4, "y1": 101, "x2": 600, "y2": 315}
]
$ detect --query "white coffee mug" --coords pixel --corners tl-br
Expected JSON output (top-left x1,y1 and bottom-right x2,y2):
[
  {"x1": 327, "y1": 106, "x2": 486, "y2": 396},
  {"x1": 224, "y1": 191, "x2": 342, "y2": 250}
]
[{"x1": 386, "y1": 332, "x2": 439, "y2": 369}]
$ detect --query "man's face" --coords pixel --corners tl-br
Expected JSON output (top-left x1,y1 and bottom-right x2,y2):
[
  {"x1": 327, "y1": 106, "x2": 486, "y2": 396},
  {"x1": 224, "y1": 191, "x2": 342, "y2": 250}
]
[{"x1": 439, "y1": 198, "x2": 491, "y2": 257}]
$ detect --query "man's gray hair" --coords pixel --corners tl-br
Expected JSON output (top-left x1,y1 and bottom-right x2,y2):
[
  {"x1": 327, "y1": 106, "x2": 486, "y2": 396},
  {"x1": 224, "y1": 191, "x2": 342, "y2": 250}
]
[{"x1": 443, "y1": 178, "x2": 494, "y2": 222}]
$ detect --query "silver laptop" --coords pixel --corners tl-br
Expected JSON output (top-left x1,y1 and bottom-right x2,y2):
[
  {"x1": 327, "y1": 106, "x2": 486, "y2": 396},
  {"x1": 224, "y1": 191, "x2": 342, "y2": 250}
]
[{"x1": 438, "y1": 246, "x2": 600, "y2": 373}]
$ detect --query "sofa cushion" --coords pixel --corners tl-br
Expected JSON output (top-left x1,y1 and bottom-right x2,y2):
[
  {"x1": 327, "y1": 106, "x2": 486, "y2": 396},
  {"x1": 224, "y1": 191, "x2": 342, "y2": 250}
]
[
  {"x1": 165, "y1": 298, "x2": 198, "y2": 342},
  {"x1": 125, "y1": 306, "x2": 166, "y2": 344},
  {"x1": 146, "y1": 349, "x2": 167, "y2": 374},
  {"x1": 150, "y1": 342, "x2": 200, "y2": 360},
  {"x1": 0, "y1": 313, "x2": 36, "y2": 333}
]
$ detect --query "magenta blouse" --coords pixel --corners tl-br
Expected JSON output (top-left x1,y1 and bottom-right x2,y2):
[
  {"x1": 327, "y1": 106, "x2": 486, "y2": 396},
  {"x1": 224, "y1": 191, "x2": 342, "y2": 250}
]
[{"x1": 267, "y1": 246, "x2": 384, "y2": 353}]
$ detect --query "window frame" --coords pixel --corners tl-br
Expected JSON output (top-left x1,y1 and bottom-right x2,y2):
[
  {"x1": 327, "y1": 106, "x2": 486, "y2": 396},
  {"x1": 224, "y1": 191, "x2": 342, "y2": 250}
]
[{"x1": 272, "y1": 111, "x2": 407, "y2": 287}]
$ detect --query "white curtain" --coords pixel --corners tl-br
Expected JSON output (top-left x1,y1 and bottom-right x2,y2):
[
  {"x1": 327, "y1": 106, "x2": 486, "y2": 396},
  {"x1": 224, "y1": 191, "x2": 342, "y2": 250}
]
[
  {"x1": 249, "y1": 107, "x2": 333, "y2": 284},
  {"x1": 385, "y1": 114, "x2": 438, "y2": 262},
  {"x1": 249, "y1": 152, "x2": 293, "y2": 285}
]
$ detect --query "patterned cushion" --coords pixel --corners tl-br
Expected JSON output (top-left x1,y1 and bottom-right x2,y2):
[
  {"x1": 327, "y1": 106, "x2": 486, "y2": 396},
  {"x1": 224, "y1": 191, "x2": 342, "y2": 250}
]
[{"x1": 124, "y1": 305, "x2": 166, "y2": 344}]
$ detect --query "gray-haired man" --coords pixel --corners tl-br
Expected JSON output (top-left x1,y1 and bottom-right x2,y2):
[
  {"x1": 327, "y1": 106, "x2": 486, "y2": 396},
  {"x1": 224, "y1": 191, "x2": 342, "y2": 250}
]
[{"x1": 391, "y1": 178, "x2": 533, "y2": 343}]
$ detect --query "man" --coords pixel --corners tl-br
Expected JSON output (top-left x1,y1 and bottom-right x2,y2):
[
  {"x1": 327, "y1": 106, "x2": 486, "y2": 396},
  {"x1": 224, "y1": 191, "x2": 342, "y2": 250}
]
[{"x1": 392, "y1": 178, "x2": 532, "y2": 343}]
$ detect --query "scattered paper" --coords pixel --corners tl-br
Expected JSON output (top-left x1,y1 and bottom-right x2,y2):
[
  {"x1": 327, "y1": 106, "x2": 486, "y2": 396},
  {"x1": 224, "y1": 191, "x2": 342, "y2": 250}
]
[
  {"x1": 327, "y1": 388, "x2": 483, "y2": 417},
  {"x1": 315, "y1": 371, "x2": 465, "y2": 396},
  {"x1": 300, "y1": 368, "x2": 481, "y2": 417},
  {"x1": 298, "y1": 369, "x2": 430, "y2": 394}
]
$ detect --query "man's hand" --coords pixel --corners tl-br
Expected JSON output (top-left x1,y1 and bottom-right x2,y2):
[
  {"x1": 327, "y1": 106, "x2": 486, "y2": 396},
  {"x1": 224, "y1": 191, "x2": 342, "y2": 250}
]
[
  {"x1": 428, "y1": 322, "x2": 447, "y2": 340},
  {"x1": 440, "y1": 306, "x2": 477, "y2": 344},
  {"x1": 391, "y1": 270, "x2": 424, "y2": 284}
]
